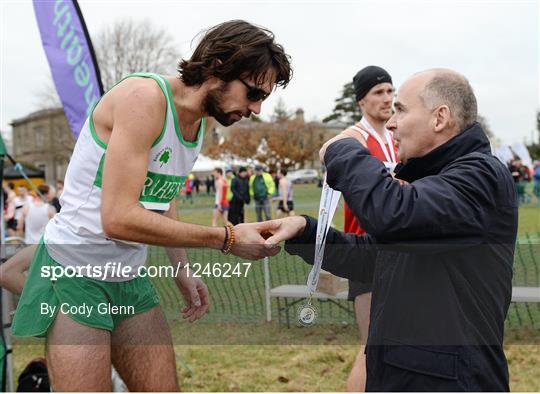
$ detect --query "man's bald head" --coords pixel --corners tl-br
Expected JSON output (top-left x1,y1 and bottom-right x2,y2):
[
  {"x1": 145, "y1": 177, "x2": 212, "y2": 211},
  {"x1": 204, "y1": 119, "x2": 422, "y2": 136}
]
[
  {"x1": 416, "y1": 69, "x2": 478, "y2": 133},
  {"x1": 387, "y1": 69, "x2": 479, "y2": 162}
]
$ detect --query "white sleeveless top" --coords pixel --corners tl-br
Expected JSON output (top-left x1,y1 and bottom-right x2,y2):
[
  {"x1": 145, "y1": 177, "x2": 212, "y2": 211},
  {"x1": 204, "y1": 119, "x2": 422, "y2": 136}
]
[
  {"x1": 24, "y1": 202, "x2": 51, "y2": 245},
  {"x1": 44, "y1": 73, "x2": 205, "y2": 281}
]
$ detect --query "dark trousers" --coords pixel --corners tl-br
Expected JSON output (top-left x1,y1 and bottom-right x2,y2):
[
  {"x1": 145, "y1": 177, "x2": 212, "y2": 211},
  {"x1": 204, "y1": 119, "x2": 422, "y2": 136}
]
[{"x1": 229, "y1": 199, "x2": 245, "y2": 225}]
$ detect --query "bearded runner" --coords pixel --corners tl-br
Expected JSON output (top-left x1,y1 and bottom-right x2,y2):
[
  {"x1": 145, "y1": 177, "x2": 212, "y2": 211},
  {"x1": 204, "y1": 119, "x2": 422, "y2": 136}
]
[
  {"x1": 10, "y1": 20, "x2": 292, "y2": 391},
  {"x1": 12, "y1": 71, "x2": 203, "y2": 336}
]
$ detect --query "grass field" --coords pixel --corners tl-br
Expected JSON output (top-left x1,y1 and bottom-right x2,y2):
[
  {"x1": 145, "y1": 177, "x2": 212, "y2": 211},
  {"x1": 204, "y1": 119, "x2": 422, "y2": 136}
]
[
  {"x1": 10, "y1": 327, "x2": 540, "y2": 391},
  {"x1": 10, "y1": 183, "x2": 540, "y2": 391}
]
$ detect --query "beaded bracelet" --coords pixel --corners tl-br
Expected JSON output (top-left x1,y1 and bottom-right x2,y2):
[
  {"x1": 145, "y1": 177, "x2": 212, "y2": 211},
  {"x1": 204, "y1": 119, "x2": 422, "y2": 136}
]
[
  {"x1": 221, "y1": 223, "x2": 235, "y2": 254},
  {"x1": 221, "y1": 225, "x2": 229, "y2": 252}
]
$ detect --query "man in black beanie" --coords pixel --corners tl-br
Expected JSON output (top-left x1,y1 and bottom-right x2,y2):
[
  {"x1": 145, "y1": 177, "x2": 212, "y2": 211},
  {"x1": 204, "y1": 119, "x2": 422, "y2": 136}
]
[
  {"x1": 343, "y1": 65, "x2": 398, "y2": 392},
  {"x1": 352, "y1": 65, "x2": 393, "y2": 103}
]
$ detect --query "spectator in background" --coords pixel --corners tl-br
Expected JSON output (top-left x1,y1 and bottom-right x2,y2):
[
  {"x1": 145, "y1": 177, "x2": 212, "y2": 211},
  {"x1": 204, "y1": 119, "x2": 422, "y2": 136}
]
[
  {"x1": 225, "y1": 168, "x2": 235, "y2": 203},
  {"x1": 522, "y1": 163, "x2": 533, "y2": 204},
  {"x1": 229, "y1": 167, "x2": 250, "y2": 224},
  {"x1": 205, "y1": 176, "x2": 212, "y2": 195},
  {"x1": 56, "y1": 179, "x2": 64, "y2": 198},
  {"x1": 184, "y1": 173, "x2": 194, "y2": 204},
  {"x1": 271, "y1": 170, "x2": 279, "y2": 198},
  {"x1": 18, "y1": 184, "x2": 56, "y2": 244},
  {"x1": 249, "y1": 165, "x2": 275, "y2": 222},
  {"x1": 212, "y1": 168, "x2": 230, "y2": 226},
  {"x1": 508, "y1": 159, "x2": 519, "y2": 181},
  {"x1": 48, "y1": 185, "x2": 62, "y2": 213},
  {"x1": 2, "y1": 184, "x2": 7, "y2": 225},
  {"x1": 15, "y1": 185, "x2": 33, "y2": 207},
  {"x1": 534, "y1": 161, "x2": 540, "y2": 200},
  {"x1": 193, "y1": 175, "x2": 201, "y2": 194},
  {"x1": 14, "y1": 186, "x2": 33, "y2": 237},
  {"x1": 276, "y1": 169, "x2": 295, "y2": 218},
  {"x1": 509, "y1": 159, "x2": 532, "y2": 204},
  {"x1": 4, "y1": 182, "x2": 18, "y2": 237}
]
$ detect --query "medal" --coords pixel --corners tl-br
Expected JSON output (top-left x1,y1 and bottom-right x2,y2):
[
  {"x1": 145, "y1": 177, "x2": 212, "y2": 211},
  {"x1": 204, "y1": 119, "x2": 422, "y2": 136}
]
[
  {"x1": 300, "y1": 175, "x2": 341, "y2": 326},
  {"x1": 297, "y1": 301, "x2": 318, "y2": 326}
]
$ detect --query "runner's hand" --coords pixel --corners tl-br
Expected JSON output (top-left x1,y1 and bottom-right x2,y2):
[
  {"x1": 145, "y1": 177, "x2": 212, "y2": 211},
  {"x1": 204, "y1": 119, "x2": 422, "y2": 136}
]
[
  {"x1": 231, "y1": 222, "x2": 282, "y2": 260},
  {"x1": 175, "y1": 269, "x2": 209, "y2": 322}
]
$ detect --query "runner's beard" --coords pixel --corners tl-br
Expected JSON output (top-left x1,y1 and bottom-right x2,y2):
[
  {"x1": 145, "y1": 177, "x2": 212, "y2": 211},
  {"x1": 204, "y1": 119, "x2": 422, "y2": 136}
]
[{"x1": 203, "y1": 82, "x2": 251, "y2": 126}]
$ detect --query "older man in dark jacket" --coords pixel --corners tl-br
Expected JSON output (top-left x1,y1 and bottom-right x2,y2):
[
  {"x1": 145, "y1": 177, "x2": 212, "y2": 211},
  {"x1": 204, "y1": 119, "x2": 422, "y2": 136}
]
[{"x1": 264, "y1": 69, "x2": 518, "y2": 391}]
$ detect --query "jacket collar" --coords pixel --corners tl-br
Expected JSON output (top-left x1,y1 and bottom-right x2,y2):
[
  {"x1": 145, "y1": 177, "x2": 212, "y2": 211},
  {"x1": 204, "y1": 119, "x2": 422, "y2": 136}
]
[{"x1": 395, "y1": 122, "x2": 492, "y2": 183}]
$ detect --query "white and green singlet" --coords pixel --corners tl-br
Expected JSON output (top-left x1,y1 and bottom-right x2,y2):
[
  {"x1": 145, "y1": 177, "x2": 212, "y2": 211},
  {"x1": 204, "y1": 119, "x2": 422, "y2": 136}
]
[{"x1": 44, "y1": 73, "x2": 205, "y2": 281}]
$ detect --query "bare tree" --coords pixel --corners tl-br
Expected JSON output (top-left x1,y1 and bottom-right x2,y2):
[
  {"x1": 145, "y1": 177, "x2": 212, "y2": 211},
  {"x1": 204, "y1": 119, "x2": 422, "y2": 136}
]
[
  {"x1": 271, "y1": 97, "x2": 292, "y2": 123},
  {"x1": 35, "y1": 18, "x2": 180, "y2": 109},
  {"x1": 35, "y1": 79, "x2": 62, "y2": 109},
  {"x1": 95, "y1": 18, "x2": 179, "y2": 90}
]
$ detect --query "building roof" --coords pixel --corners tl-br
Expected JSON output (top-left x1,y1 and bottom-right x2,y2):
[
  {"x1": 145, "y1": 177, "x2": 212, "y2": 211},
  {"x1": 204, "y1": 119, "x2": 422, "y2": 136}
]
[{"x1": 10, "y1": 107, "x2": 64, "y2": 126}]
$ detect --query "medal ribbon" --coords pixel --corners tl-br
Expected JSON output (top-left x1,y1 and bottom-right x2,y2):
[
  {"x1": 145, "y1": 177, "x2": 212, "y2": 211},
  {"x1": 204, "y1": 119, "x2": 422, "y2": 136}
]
[
  {"x1": 355, "y1": 118, "x2": 398, "y2": 172},
  {"x1": 306, "y1": 174, "x2": 341, "y2": 301},
  {"x1": 359, "y1": 118, "x2": 397, "y2": 164}
]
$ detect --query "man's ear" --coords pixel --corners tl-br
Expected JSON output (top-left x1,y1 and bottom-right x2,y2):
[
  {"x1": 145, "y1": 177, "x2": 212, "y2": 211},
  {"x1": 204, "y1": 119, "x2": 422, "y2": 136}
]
[
  {"x1": 433, "y1": 105, "x2": 452, "y2": 133},
  {"x1": 207, "y1": 58, "x2": 222, "y2": 81}
]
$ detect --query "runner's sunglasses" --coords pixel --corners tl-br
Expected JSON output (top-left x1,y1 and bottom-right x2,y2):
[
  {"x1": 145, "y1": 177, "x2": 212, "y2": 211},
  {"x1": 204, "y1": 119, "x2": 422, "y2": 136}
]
[{"x1": 239, "y1": 79, "x2": 270, "y2": 102}]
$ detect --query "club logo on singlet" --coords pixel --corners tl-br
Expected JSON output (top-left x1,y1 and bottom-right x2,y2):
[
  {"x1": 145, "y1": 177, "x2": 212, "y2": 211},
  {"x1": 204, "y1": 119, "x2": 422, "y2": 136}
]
[{"x1": 153, "y1": 147, "x2": 172, "y2": 167}]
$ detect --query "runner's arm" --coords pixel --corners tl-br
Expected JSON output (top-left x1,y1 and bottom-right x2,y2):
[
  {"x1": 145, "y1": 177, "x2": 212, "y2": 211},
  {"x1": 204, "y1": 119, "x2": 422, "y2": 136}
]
[
  {"x1": 100, "y1": 82, "x2": 225, "y2": 249},
  {"x1": 0, "y1": 244, "x2": 37, "y2": 294},
  {"x1": 163, "y1": 198, "x2": 190, "y2": 268},
  {"x1": 163, "y1": 198, "x2": 210, "y2": 322}
]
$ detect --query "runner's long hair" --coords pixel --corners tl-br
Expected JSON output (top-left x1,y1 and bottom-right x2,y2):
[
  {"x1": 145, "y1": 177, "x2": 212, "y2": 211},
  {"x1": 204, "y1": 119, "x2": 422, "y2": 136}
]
[{"x1": 178, "y1": 20, "x2": 292, "y2": 88}]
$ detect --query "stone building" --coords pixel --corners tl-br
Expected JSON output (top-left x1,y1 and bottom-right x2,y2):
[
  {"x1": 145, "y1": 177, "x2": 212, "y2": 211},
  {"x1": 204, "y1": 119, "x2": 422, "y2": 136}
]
[{"x1": 10, "y1": 108, "x2": 75, "y2": 184}]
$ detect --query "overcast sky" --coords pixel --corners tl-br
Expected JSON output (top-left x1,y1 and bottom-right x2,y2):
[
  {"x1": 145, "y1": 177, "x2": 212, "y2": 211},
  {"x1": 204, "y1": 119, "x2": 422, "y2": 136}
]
[{"x1": 1, "y1": 0, "x2": 538, "y2": 145}]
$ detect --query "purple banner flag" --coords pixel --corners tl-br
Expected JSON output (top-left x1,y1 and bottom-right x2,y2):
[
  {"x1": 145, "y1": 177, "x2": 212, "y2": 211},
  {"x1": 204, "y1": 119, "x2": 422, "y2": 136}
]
[{"x1": 33, "y1": 0, "x2": 103, "y2": 139}]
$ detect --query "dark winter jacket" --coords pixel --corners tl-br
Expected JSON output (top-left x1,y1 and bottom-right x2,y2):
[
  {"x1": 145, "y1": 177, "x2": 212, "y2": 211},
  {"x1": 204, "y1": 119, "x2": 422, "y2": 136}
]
[
  {"x1": 231, "y1": 176, "x2": 250, "y2": 204},
  {"x1": 286, "y1": 123, "x2": 518, "y2": 391}
]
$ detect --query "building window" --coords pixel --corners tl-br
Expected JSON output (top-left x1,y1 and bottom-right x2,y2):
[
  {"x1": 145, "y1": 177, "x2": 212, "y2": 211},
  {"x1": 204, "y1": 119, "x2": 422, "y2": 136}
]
[
  {"x1": 56, "y1": 125, "x2": 64, "y2": 142},
  {"x1": 17, "y1": 128, "x2": 28, "y2": 154},
  {"x1": 13, "y1": 134, "x2": 20, "y2": 155},
  {"x1": 34, "y1": 126, "x2": 44, "y2": 148}
]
